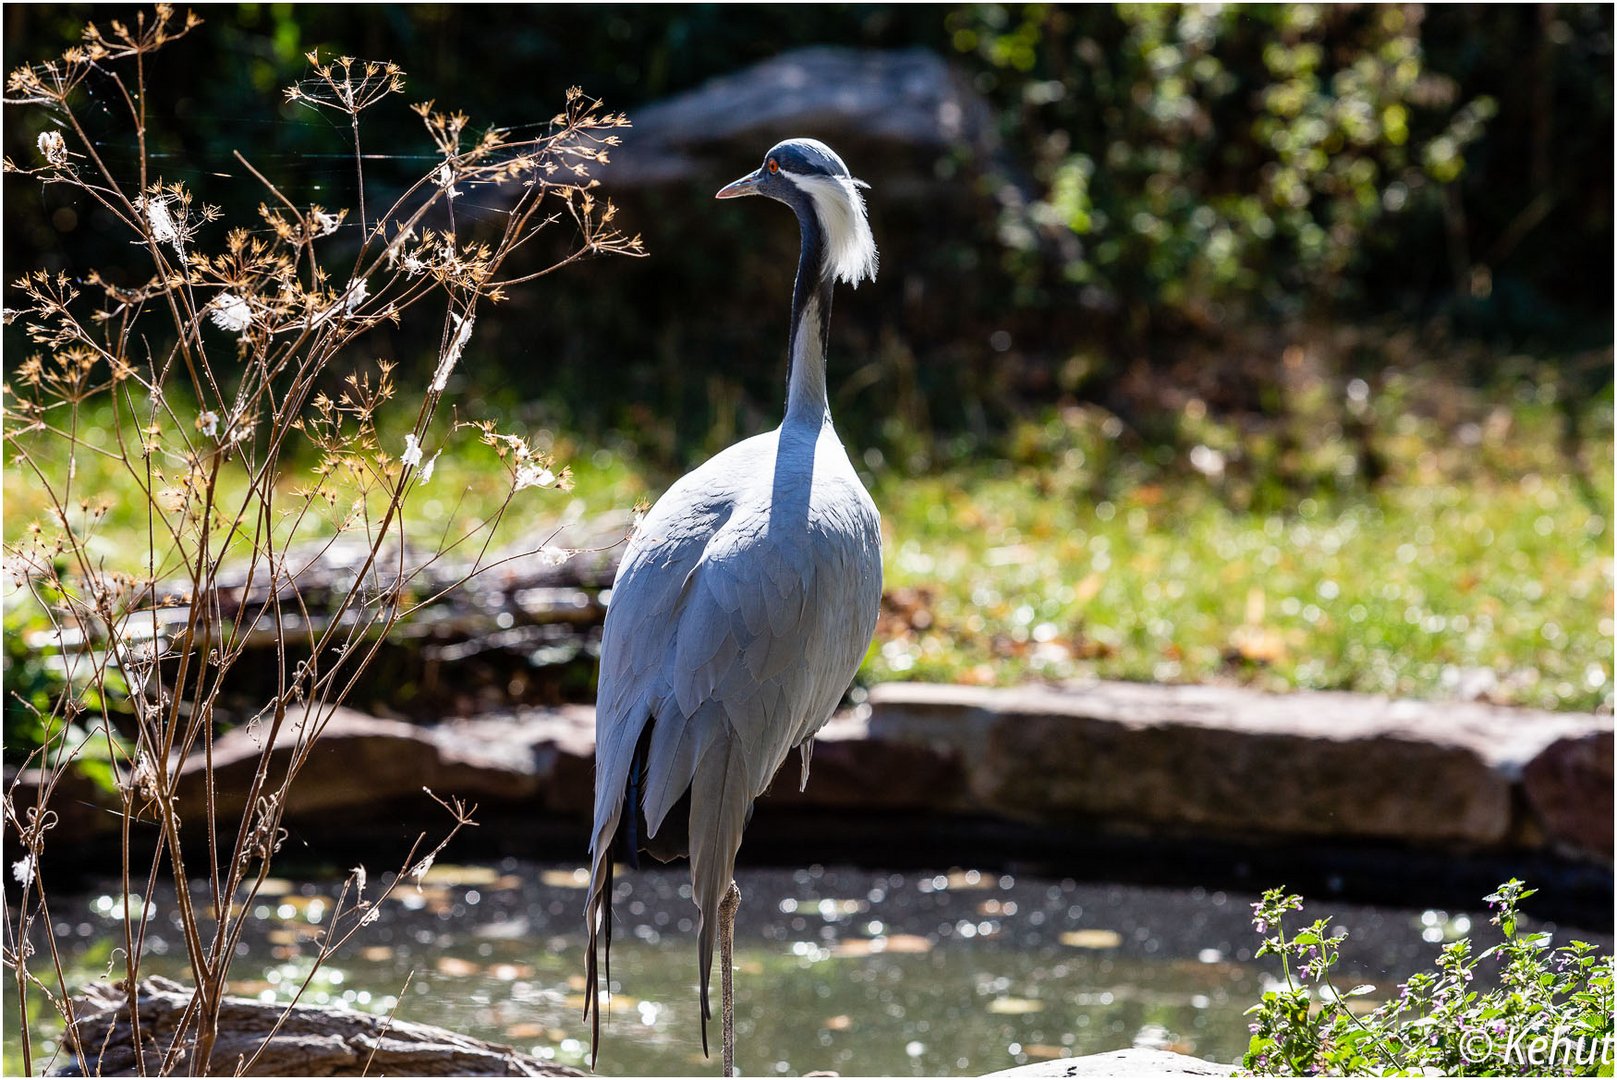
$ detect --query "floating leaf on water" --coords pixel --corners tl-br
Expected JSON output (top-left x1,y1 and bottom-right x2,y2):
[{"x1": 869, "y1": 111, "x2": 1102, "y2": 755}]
[
  {"x1": 506, "y1": 1022, "x2": 547, "y2": 1039},
  {"x1": 946, "y1": 870, "x2": 991, "y2": 890},
  {"x1": 254, "y1": 878, "x2": 295, "y2": 897},
  {"x1": 488, "y1": 962, "x2": 535, "y2": 981},
  {"x1": 1060, "y1": 929, "x2": 1123, "y2": 949},
  {"x1": 540, "y1": 868, "x2": 590, "y2": 889},
  {"x1": 822, "y1": 1014, "x2": 854, "y2": 1031},
  {"x1": 565, "y1": 992, "x2": 636, "y2": 1012},
  {"x1": 987, "y1": 996, "x2": 1044, "y2": 1015},
  {"x1": 880, "y1": 934, "x2": 934, "y2": 954},
  {"x1": 360, "y1": 946, "x2": 392, "y2": 962},
  {"x1": 474, "y1": 917, "x2": 532, "y2": 940},
  {"x1": 435, "y1": 956, "x2": 481, "y2": 977},
  {"x1": 833, "y1": 933, "x2": 936, "y2": 958},
  {"x1": 813, "y1": 898, "x2": 865, "y2": 918},
  {"x1": 1024, "y1": 1044, "x2": 1068, "y2": 1059},
  {"x1": 269, "y1": 895, "x2": 324, "y2": 915},
  {"x1": 418, "y1": 864, "x2": 502, "y2": 886}
]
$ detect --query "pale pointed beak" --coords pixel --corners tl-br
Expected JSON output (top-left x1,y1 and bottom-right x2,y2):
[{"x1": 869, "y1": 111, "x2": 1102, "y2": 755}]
[{"x1": 715, "y1": 168, "x2": 764, "y2": 200}]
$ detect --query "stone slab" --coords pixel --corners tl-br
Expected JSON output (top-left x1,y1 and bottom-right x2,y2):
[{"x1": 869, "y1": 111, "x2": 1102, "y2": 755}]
[
  {"x1": 1522, "y1": 728, "x2": 1614, "y2": 860},
  {"x1": 866, "y1": 681, "x2": 1611, "y2": 852},
  {"x1": 11, "y1": 682, "x2": 1610, "y2": 866}
]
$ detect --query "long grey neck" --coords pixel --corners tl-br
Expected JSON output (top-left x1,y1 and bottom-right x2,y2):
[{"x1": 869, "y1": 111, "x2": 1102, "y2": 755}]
[{"x1": 784, "y1": 201, "x2": 834, "y2": 427}]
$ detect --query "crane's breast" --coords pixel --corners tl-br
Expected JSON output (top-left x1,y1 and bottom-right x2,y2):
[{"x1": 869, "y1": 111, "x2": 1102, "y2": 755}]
[{"x1": 597, "y1": 427, "x2": 881, "y2": 801}]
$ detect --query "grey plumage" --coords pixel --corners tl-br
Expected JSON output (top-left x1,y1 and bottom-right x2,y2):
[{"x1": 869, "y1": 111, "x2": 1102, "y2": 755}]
[{"x1": 583, "y1": 138, "x2": 883, "y2": 1068}]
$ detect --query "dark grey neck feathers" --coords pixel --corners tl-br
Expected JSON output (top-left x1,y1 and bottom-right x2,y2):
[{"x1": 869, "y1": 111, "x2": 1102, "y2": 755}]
[{"x1": 785, "y1": 195, "x2": 834, "y2": 424}]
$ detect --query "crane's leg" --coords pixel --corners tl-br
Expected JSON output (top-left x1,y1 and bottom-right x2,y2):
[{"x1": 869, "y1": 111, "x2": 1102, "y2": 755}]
[{"x1": 720, "y1": 879, "x2": 741, "y2": 1077}]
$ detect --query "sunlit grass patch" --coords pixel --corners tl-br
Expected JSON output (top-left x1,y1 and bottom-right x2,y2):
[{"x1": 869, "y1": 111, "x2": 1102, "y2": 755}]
[
  {"x1": 2, "y1": 398, "x2": 650, "y2": 582},
  {"x1": 7, "y1": 389, "x2": 1610, "y2": 715},
  {"x1": 867, "y1": 395, "x2": 1613, "y2": 713}
]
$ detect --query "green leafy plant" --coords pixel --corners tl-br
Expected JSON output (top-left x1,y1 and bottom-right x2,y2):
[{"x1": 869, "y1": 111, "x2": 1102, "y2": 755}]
[
  {"x1": 955, "y1": 4, "x2": 1496, "y2": 325},
  {"x1": 1245, "y1": 880, "x2": 1615, "y2": 1076}
]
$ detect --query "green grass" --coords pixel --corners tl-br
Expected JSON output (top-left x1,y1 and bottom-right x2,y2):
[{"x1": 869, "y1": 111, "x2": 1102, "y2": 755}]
[
  {"x1": 869, "y1": 442, "x2": 1610, "y2": 711},
  {"x1": 865, "y1": 371, "x2": 1613, "y2": 713},
  {"x1": 5, "y1": 378, "x2": 1612, "y2": 714}
]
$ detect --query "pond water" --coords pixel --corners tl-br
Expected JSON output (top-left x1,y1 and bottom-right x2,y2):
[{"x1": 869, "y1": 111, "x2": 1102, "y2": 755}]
[{"x1": 18, "y1": 860, "x2": 1609, "y2": 1076}]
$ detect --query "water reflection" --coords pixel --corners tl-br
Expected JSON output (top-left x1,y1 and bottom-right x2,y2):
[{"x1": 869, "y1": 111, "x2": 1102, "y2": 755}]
[{"x1": 23, "y1": 862, "x2": 1606, "y2": 1076}]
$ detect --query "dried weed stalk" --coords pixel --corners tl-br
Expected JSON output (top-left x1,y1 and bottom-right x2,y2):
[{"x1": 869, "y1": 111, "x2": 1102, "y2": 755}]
[{"x1": 2, "y1": 7, "x2": 643, "y2": 1074}]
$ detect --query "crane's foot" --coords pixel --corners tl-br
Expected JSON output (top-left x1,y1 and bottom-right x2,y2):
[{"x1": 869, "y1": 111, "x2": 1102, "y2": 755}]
[{"x1": 720, "y1": 880, "x2": 741, "y2": 1077}]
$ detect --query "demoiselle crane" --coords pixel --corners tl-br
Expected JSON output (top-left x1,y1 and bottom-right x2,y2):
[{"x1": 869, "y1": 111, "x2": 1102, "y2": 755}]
[{"x1": 584, "y1": 139, "x2": 884, "y2": 1075}]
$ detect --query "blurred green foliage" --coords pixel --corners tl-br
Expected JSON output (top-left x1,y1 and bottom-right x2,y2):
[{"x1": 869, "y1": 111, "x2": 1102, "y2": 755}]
[
  {"x1": 3, "y1": 598, "x2": 133, "y2": 787},
  {"x1": 954, "y1": 4, "x2": 1500, "y2": 323},
  {"x1": 3, "y1": 4, "x2": 1610, "y2": 471}
]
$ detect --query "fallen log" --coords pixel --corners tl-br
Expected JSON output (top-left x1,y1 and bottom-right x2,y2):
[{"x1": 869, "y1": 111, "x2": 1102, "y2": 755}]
[
  {"x1": 27, "y1": 516, "x2": 631, "y2": 658},
  {"x1": 60, "y1": 975, "x2": 581, "y2": 1077}
]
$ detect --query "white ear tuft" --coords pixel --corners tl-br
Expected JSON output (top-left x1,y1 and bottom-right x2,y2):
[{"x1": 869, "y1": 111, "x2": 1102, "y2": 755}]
[{"x1": 795, "y1": 172, "x2": 879, "y2": 287}]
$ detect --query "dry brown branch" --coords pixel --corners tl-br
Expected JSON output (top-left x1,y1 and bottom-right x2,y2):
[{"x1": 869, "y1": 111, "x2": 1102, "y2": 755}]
[{"x1": 3, "y1": 8, "x2": 641, "y2": 1074}]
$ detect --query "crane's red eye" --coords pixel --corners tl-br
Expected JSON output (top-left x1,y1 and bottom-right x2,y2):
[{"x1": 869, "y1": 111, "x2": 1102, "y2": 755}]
[{"x1": 767, "y1": 159, "x2": 779, "y2": 174}]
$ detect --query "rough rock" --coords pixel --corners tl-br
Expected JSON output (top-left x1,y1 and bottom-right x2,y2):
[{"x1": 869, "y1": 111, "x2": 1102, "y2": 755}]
[
  {"x1": 981, "y1": 1047, "x2": 1231, "y2": 1077},
  {"x1": 170, "y1": 708, "x2": 543, "y2": 825},
  {"x1": 1522, "y1": 728, "x2": 1614, "y2": 861},
  {"x1": 3, "y1": 761, "x2": 119, "y2": 844},
  {"x1": 866, "y1": 681, "x2": 1610, "y2": 849},
  {"x1": 13, "y1": 683, "x2": 1611, "y2": 870},
  {"x1": 58, "y1": 975, "x2": 580, "y2": 1076},
  {"x1": 601, "y1": 46, "x2": 997, "y2": 189},
  {"x1": 437, "y1": 707, "x2": 597, "y2": 815},
  {"x1": 759, "y1": 711, "x2": 968, "y2": 811}
]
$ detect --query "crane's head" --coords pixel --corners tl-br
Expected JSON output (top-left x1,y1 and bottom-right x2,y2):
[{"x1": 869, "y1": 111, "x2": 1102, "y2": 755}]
[{"x1": 716, "y1": 138, "x2": 878, "y2": 287}]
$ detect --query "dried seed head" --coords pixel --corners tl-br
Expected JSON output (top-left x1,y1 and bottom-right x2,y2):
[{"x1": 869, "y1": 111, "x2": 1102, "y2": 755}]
[
  {"x1": 343, "y1": 277, "x2": 368, "y2": 316},
  {"x1": 11, "y1": 854, "x2": 35, "y2": 889},
  {"x1": 514, "y1": 464, "x2": 555, "y2": 491},
  {"x1": 431, "y1": 311, "x2": 474, "y2": 392},
  {"x1": 209, "y1": 292, "x2": 252, "y2": 333},
  {"x1": 538, "y1": 546, "x2": 574, "y2": 567},
  {"x1": 310, "y1": 208, "x2": 342, "y2": 237},
  {"x1": 36, "y1": 129, "x2": 67, "y2": 167}
]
